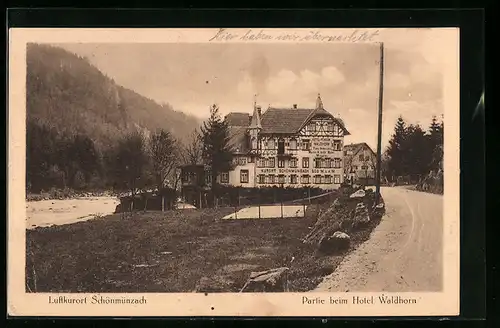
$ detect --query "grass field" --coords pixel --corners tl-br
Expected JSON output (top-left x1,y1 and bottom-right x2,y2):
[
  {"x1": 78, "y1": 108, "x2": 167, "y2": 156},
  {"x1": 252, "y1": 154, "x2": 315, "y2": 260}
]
[{"x1": 26, "y1": 198, "x2": 381, "y2": 293}]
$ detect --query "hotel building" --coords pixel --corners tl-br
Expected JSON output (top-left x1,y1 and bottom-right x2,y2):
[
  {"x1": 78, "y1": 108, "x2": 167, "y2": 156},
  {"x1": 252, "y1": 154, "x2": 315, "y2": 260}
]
[{"x1": 221, "y1": 94, "x2": 350, "y2": 189}]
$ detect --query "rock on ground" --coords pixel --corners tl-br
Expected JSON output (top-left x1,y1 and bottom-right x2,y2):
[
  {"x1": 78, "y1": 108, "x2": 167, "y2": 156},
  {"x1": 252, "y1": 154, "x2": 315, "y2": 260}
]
[
  {"x1": 351, "y1": 202, "x2": 370, "y2": 230},
  {"x1": 240, "y1": 267, "x2": 290, "y2": 292},
  {"x1": 318, "y1": 231, "x2": 351, "y2": 254}
]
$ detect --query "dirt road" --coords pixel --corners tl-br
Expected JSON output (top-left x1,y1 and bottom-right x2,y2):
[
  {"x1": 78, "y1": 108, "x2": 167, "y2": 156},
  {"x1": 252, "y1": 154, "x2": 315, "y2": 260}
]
[{"x1": 315, "y1": 187, "x2": 443, "y2": 292}]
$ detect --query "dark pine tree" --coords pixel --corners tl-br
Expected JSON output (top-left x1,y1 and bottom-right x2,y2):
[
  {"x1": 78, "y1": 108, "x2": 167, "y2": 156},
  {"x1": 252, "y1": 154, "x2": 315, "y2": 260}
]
[
  {"x1": 404, "y1": 124, "x2": 429, "y2": 178},
  {"x1": 386, "y1": 116, "x2": 408, "y2": 179},
  {"x1": 427, "y1": 115, "x2": 444, "y2": 172},
  {"x1": 200, "y1": 104, "x2": 233, "y2": 205}
]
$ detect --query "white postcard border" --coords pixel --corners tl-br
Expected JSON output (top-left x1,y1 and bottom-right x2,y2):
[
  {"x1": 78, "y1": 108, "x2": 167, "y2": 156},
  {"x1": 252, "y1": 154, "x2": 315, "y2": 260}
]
[{"x1": 8, "y1": 27, "x2": 460, "y2": 317}]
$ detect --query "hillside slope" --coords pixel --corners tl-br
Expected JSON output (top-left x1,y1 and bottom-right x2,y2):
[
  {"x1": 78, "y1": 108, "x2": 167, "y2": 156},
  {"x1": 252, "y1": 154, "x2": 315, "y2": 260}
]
[{"x1": 26, "y1": 43, "x2": 201, "y2": 149}]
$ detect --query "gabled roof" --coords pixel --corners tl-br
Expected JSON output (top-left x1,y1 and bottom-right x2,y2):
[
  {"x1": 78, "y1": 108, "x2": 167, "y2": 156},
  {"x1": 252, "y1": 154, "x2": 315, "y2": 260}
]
[
  {"x1": 260, "y1": 108, "x2": 312, "y2": 134},
  {"x1": 225, "y1": 112, "x2": 251, "y2": 126},
  {"x1": 226, "y1": 94, "x2": 350, "y2": 136},
  {"x1": 344, "y1": 142, "x2": 376, "y2": 158},
  {"x1": 260, "y1": 107, "x2": 350, "y2": 135},
  {"x1": 227, "y1": 125, "x2": 249, "y2": 154}
]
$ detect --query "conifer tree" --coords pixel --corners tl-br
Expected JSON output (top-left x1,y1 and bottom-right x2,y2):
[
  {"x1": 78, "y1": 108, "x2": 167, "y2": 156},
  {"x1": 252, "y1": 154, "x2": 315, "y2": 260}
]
[
  {"x1": 386, "y1": 116, "x2": 408, "y2": 178},
  {"x1": 200, "y1": 104, "x2": 233, "y2": 202}
]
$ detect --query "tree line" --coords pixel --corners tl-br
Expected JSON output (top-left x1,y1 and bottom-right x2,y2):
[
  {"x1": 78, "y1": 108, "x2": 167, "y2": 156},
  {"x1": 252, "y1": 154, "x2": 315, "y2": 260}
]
[
  {"x1": 383, "y1": 115, "x2": 444, "y2": 183},
  {"x1": 26, "y1": 119, "x2": 205, "y2": 195},
  {"x1": 26, "y1": 104, "x2": 233, "y2": 200}
]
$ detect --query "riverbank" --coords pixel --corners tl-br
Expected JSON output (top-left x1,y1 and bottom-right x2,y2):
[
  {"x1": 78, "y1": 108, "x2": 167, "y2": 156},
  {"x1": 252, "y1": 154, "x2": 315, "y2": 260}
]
[
  {"x1": 27, "y1": 189, "x2": 117, "y2": 202},
  {"x1": 26, "y1": 196, "x2": 120, "y2": 229}
]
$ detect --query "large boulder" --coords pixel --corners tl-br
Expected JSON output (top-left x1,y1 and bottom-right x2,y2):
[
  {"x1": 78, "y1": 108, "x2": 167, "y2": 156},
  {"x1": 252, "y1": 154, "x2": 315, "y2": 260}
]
[
  {"x1": 349, "y1": 189, "x2": 366, "y2": 199},
  {"x1": 373, "y1": 202, "x2": 386, "y2": 217},
  {"x1": 352, "y1": 202, "x2": 370, "y2": 230},
  {"x1": 240, "y1": 267, "x2": 289, "y2": 292},
  {"x1": 318, "y1": 231, "x2": 351, "y2": 254}
]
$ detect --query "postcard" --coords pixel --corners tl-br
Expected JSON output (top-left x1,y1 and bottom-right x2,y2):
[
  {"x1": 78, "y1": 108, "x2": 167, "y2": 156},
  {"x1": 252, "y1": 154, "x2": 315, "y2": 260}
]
[{"x1": 8, "y1": 27, "x2": 460, "y2": 317}]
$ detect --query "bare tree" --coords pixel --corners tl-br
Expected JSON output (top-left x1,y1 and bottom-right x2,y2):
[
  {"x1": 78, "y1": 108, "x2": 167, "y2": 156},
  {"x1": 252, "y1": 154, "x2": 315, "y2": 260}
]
[
  {"x1": 112, "y1": 130, "x2": 149, "y2": 211},
  {"x1": 149, "y1": 129, "x2": 179, "y2": 187},
  {"x1": 182, "y1": 129, "x2": 203, "y2": 165},
  {"x1": 149, "y1": 129, "x2": 179, "y2": 211}
]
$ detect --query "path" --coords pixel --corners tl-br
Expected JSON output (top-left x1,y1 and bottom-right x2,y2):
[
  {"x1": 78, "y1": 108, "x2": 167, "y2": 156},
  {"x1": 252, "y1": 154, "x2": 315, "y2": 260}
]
[{"x1": 315, "y1": 187, "x2": 443, "y2": 292}]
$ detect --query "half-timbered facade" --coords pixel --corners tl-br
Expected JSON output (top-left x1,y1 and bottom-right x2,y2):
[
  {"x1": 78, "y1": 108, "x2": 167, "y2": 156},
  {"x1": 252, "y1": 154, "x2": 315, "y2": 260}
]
[{"x1": 222, "y1": 94, "x2": 350, "y2": 189}]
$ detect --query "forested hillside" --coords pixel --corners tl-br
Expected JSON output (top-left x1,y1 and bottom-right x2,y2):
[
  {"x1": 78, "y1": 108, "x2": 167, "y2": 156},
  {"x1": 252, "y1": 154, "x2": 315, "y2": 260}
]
[{"x1": 26, "y1": 43, "x2": 201, "y2": 194}]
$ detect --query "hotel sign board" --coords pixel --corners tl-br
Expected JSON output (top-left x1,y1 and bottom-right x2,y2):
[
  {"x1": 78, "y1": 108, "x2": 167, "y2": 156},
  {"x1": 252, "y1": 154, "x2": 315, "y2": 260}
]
[
  {"x1": 256, "y1": 168, "x2": 341, "y2": 175},
  {"x1": 310, "y1": 138, "x2": 335, "y2": 155}
]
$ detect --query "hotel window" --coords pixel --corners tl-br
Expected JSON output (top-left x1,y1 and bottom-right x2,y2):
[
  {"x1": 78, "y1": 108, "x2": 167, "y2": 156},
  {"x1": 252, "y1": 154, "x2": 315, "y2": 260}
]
[
  {"x1": 240, "y1": 170, "x2": 249, "y2": 183},
  {"x1": 334, "y1": 174, "x2": 341, "y2": 184},
  {"x1": 333, "y1": 124, "x2": 340, "y2": 135},
  {"x1": 277, "y1": 139, "x2": 285, "y2": 155},
  {"x1": 301, "y1": 140, "x2": 310, "y2": 151},
  {"x1": 289, "y1": 158, "x2": 298, "y2": 168},
  {"x1": 258, "y1": 175, "x2": 266, "y2": 184},
  {"x1": 359, "y1": 154, "x2": 364, "y2": 161},
  {"x1": 251, "y1": 137, "x2": 258, "y2": 149},
  {"x1": 314, "y1": 158, "x2": 320, "y2": 168},
  {"x1": 333, "y1": 158, "x2": 342, "y2": 168},
  {"x1": 325, "y1": 175, "x2": 332, "y2": 184},
  {"x1": 289, "y1": 138, "x2": 298, "y2": 149},
  {"x1": 268, "y1": 139, "x2": 275, "y2": 149},
  {"x1": 205, "y1": 173, "x2": 212, "y2": 185},
  {"x1": 361, "y1": 165, "x2": 368, "y2": 170},
  {"x1": 301, "y1": 175, "x2": 310, "y2": 184},
  {"x1": 307, "y1": 123, "x2": 316, "y2": 132},
  {"x1": 333, "y1": 140, "x2": 342, "y2": 151},
  {"x1": 278, "y1": 159, "x2": 285, "y2": 168},
  {"x1": 267, "y1": 158, "x2": 275, "y2": 168},
  {"x1": 238, "y1": 157, "x2": 247, "y2": 165},
  {"x1": 302, "y1": 157, "x2": 310, "y2": 168},
  {"x1": 220, "y1": 172, "x2": 229, "y2": 183},
  {"x1": 314, "y1": 175, "x2": 322, "y2": 184},
  {"x1": 325, "y1": 158, "x2": 332, "y2": 168},
  {"x1": 278, "y1": 175, "x2": 286, "y2": 184},
  {"x1": 326, "y1": 122, "x2": 334, "y2": 132},
  {"x1": 290, "y1": 174, "x2": 298, "y2": 184},
  {"x1": 268, "y1": 174, "x2": 276, "y2": 184}
]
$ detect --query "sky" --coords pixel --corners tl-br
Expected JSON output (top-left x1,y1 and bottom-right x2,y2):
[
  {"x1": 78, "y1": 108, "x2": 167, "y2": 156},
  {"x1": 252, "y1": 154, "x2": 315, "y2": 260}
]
[{"x1": 55, "y1": 29, "x2": 448, "y2": 150}]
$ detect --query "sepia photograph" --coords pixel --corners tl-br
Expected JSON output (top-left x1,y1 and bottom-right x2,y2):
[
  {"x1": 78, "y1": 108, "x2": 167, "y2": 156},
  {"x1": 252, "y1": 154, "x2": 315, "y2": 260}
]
[{"x1": 8, "y1": 27, "x2": 459, "y2": 317}]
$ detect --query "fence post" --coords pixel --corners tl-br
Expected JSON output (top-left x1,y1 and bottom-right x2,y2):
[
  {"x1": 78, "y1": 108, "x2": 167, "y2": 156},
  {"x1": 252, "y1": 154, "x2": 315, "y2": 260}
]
[
  {"x1": 280, "y1": 183, "x2": 284, "y2": 218},
  {"x1": 258, "y1": 191, "x2": 261, "y2": 219}
]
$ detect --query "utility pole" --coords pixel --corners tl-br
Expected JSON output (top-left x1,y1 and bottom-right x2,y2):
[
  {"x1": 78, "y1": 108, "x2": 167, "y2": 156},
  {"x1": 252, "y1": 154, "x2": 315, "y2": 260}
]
[{"x1": 375, "y1": 42, "x2": 385, "y2": 205}]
